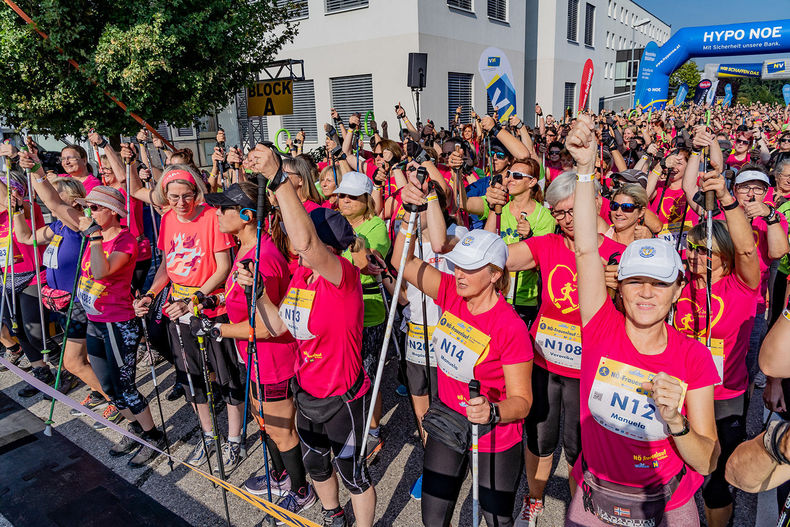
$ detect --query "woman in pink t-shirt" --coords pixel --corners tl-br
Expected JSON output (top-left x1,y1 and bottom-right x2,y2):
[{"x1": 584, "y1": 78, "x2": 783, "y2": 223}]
[
  {"x1": 674, "y1": 169, "x2": 760, "y2": 527},
  {"x1": 505, "y1": 171, "x2": 625, "y2": 523},
  {"x1": 397, "y1": 176, "x2": 533, "y2": 527},
  {"x1": 203, "y1": 181, "x2": 316, "y2": 514},
  {"x1": 57, "y1": 144, "x2": 102, "y2": 193},
  {"x1": 567, "y1": 117, "x2": 718, "y2": 527},
  {"x1": 240, "y1": 144, "x2": 376, "y2": 527},
  {"x1": 23, "y1": 149, "x2": 167, "y2": 467}
]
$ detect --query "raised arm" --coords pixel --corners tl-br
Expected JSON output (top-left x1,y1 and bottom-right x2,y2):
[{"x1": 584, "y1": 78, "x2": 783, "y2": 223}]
[
  {"x1": 18, "y1": 150, "x2": 83, "y2": 232},
  {"x1": 567, "y1": 115, "x2": 607, "y2": 325},
  {"x1": 481, "y1": 116, "x2": 530, "y2": 162}
]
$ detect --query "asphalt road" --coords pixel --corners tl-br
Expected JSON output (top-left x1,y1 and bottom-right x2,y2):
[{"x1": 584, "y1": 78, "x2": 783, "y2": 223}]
[{"x1": 0, "y1": 352, "x2": 776, "y2": 526}]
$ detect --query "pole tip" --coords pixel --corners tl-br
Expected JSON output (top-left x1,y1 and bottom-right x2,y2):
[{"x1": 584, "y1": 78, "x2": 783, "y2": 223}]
[{"x1": 43, "y1": 424, "x2": 52, "y2": 437}]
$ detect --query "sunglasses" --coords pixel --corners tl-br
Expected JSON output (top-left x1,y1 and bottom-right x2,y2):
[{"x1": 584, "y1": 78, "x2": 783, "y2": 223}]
[
  {"x1": 735, "y1": 139, "x2": 750, "y2": 145},
  {"x1": 87, "y1": 204, "x2": 104, "y2": 212},
  {"x1": 337, "y1": 193, "x2": 363, "y2": 201},
  {"x1": 686, "y1": 241, "x2": 711, "y2": 255},
  {"x1": 781, "y1": 138, "x2": 790, "y2": 143},
  {"x1": 610, "y1": 201, "x2": 640, "y2": 213},
  {"x1": 548, "y1": 150, "x2": 561, "y2": 156},
  {"x1": 372, "y1": 152, "x2": 385, "y2": 158},
  {"x1": 492, "y1": 151, "x2": 507, "y2": 159},
  {"x1": 506, "y1": 170, "x2": 534, "y2": 180}
]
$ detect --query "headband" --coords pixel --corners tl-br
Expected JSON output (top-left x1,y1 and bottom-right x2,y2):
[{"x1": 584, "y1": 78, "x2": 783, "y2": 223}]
[
  {"x1": 161, "y1": 169, "x2": 196, "y2": 190},
  {"x1": 2, "y1": 176, "x2": 26, "y2": 197}
]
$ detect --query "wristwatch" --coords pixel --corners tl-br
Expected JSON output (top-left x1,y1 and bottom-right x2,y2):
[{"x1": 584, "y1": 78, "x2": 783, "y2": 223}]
[
  {"x1": 487, "y1": 402, "x2": 501, "y2": 425},
  {"x1": 668, "y1": 415, "x2": 690, "y2": 437},
  {"x1": 209, "y1": 323, "x2": 223, "y2": 342},
  {"x1": 766, "y1": 205, "x2": 781, "y2": 225},
  {"x1": 266, "y1": 169, "x2": 288, "y2": 192},
  {"x1": 515, "y1": 122, "x2": 524, "y2": 130}
]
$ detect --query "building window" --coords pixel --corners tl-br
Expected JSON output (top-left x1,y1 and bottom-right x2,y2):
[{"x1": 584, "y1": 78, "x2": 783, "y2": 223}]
[
  {"x1": 487, "y1": 0, "x2": 507, "y2": 22},
  {"x1": 330, "y1": 74, "x2": 374, "y2": 125},
  {"x1": 282, "y1": 80, "x2": 318, "y2": 143},
  {"x1": 584, "y1": 3, "x2": 595, "y2": 46},
  {"x1": 567, "y1": 0, "x2": 579, "y2": 42},
  {"x1": 277, "y1": 0, "x2": 308, "y2": 19},
  {"x1": 564, "y1": 83, "x2": 576, "y2": 113},
  {"x1": 448, "y1": 0, "x2": 473, "y2": 11},
  {"x1": 326, "y1": 0, "x2": 368, "y2": 14},
  {"x1": 607, "y1": 0, "x2": 612, "y2": 17},
  {"x1": 448, "y1": 72, "x2": 473, "y2": 126}
]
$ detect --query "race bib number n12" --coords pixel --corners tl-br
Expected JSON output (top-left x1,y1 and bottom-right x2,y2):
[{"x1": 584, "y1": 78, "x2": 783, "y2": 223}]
[
  {"x1": 588, "y1": 357, "x2": 688, "y2": 442},
  {"x1": 279, "y1": 287, "x2": 316, "y2": 341},
  {"x1": 431, "y1": 311, "x2": 490, "y2": 383}
]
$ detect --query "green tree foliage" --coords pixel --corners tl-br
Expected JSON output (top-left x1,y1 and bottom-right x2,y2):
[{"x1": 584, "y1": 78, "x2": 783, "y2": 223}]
[
  {"x1": 0, "y1": 0, "x2": 298, "y2": 137},
  {"x1": 669, "y1": 60, "x2": 701, "y2": 100},
  {"x1": 735, "y1": 78, "x2": 786, "y2": 105}
]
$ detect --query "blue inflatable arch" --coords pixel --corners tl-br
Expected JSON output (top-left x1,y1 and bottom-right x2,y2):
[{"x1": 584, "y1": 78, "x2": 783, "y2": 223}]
[{"x1": 634, "y1": 19, "x2": 790, "y2": 109}]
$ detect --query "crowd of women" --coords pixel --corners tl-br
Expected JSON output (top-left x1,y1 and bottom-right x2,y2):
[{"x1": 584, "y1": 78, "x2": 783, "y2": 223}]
[{"x1": 2, "y1": 99, "x2": 790, "y2": 527}]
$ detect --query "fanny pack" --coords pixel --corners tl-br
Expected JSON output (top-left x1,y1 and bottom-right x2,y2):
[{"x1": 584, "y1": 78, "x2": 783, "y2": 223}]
[
  {"x1": 421, "y1": 400, "x2": 491, "y2": 454},
  {"x1": 292, "y1": 369, "x2": 365, "y2": 424},
  {"x1": 41, "y1": 284, "x2": 71, "y2": 311},
  {"x1": 582, "y1": 457, "x2": 685, "y2": 527},
  {"x1": 2, "y1": 270, "x2": 35, "y2": 297}
]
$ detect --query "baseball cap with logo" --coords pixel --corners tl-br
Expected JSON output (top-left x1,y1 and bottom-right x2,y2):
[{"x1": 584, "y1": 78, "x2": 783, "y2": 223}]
[
  {"x1": 734, "y1": 170, "x2": 770, "y2": 186},
  {"x1": 617, "y1": 238, "x2": 683, "y2": 283},
  {"x1": 331, "y1": 171, "x2": 373, "y2": 197},
  {"x1": 444, "y1": 229, "x2": 508, "y2": 271}
]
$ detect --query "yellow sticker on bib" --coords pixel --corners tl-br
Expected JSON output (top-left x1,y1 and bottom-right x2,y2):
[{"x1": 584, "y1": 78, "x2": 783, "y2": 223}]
[
  {"x1": 77, "y1": 276, "x2": 107, "y2": 316},
  {"x1": 279, "y1": 288, "x2": 316, "y2": 341},
  {"x1": 406, "y1": 322, "x2": 436, "y2": 367},
  {"x1": 171, "y1": 283, "x2": 200, "y2": 300},
  {"x1": 43, "y1": 234, "x2": 62, "y2": 269},
  {"x1": 697, "y1": 336, "x2": 724, "y2": 386},
  {"x1": 588, "y1": 357, "x2": 688, "y2": 442},
  {"x1": 431, "y1": 312, "x2": 490, "y2": 383}
]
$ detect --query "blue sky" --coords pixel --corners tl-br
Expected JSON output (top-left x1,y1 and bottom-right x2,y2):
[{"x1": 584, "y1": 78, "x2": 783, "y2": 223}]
[{"x1": 634, "y1": 0, "x2": 788, "y2": 65}]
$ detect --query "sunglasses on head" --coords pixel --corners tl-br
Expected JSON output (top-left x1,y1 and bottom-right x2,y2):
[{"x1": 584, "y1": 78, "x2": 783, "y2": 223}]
[
  {"x1": 610, "y1": 201, "x2": 640, "y2": 213},
  {"x1": 506, "y1": 170, "x2": 534, "y2": 180}
]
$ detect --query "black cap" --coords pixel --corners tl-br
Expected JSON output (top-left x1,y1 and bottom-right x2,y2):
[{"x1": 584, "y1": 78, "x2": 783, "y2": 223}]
[
  {"x1": 204, "y1": 183, "x2": 256, "y2": 210},
  {"x1": 309, "y1": 208, "x2": 356, "y2": 252},
  {"x1": 489, "y1": 138, "x2": 508, "y2": 154}
]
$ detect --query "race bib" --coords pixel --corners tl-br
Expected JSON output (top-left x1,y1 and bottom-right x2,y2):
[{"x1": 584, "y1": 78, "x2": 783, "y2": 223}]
[
  {"x1": 77, "y1": 275, "x2": 106, "y2": 316},
  {"x1": 698, "y1": 336, "x2": 724, "y2": 386},
  {"x1": 171, "y1": 283, "x2": 200, "y2": 301},
  {"x1": 431, "y1": 311, "x2": 490, "y2": 383},
  {"x1": 43, "y1": 235, "x2": 62, "y2": 269},
  {"x1": 405, "y1": 322, "x2": 436, "y2": 367},
  {"x1": 0, "y1": 239, "x2": 21, "y2": 268},
  {"x1": 534, "y1": 316, "x2": 582, "y2": 370},
  {"x1": 657, "y1": 221, "x2": 691, "y2": 248},
  {"x1": 279, "y1": 288, "x2": 316, "y2": 341},
  {"x1": 589, "y1": 357, "x2": 688, "y2": 442}
]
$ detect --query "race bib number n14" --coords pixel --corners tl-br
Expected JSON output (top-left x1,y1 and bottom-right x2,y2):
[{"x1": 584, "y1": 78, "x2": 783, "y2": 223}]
[
  {"x1": 431, "y1": 311, "x2": 490, "y2": 383},
  {"x1": 588, "y1": 357, "x2": 688, "y2": 442}
]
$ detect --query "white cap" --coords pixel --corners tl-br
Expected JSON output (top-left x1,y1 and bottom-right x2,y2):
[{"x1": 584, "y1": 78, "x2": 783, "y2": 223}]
[
  {"x1": 444, "y1": 229, "x2": 508, "y2": 271},
  {"x1": 734, "y1": 170, "x2": 770, "y2": 186},
  {"x1": 618, "y1": 239, "x2": 683, "y2": 283},
  {"x1": 331, "y1": 171, "x2": 373, "y2": 196}
]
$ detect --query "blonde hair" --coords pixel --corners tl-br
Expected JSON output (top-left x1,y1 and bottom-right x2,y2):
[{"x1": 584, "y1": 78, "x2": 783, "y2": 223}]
[
  {"x1": 155, "y1": 163, "x2": 207, "y2": 208},
  {"x1": 611, "y1": 183, "x2": 648, "y2": 209},
  {"x1": 51, "y1": 177, "x2": 86, "y2": 201}
]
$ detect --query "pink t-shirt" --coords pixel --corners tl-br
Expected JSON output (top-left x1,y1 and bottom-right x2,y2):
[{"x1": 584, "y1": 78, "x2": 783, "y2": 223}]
[
  {"x1": 0, "y1": 204, "x2": 46, "y2": 285},
  {"x1": 525, "y1": 233, "x2": 625, "y2": 378},
  {"x1": 726, "y1": 153, "x2": 749, "y2": 172},
  {"x1": 225, "y1": 237, "x2": 298, "y2": 385},
  {"x1": 573, "y1": 299, "x2": 720, "y2": 511},
  {"x1": 649, "y1": 184, "x2": 697, "y2": 226},
  {"x1": 302, "y1": 200, "x2": 321, "y2": 213},
  {"x1": 290, "y1": 255, "x2": 366, "y2": 398},
  {"x1": 118, "y1": 187, "x2": 151, "y2": 261},
  {"x1": 434, "y1": 273, "x2": 533, "y2": 453},
  {"x1": 60, "y1": 173, "x2": 102, "y2": 194},
  {"x1": 764, "y1": 187, "x2": 790, "y2": 207},
  {"x1": 674, "y1": 273, "x2": 758, "y2": 400},
  {"x1": 77, "y1": 229, "x2": 138, "y2": 323}
]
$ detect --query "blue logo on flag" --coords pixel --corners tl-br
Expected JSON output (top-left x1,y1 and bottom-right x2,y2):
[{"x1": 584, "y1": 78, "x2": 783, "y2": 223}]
[{"x1": 487, "y1": 57, "x2": 500, "y2": 67}]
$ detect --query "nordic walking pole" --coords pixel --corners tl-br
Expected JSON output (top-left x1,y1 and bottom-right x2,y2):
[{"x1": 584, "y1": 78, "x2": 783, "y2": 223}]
[
  {"x1": 44, "y1": 214, "x2": 88, "y2": 436},
  {"x1": 414, "y1": 212, "x2": 432, "y2": 400},
  {"x1": 90, "y1": 129, "x2": 106, "y2": 185},
  {"x1": 137, "y1": 293, "x2": 173, "y2": 471},
  {"x1": 172, "y1": 316, "x2": 216, "y2": 480},
  {"x1": 703, "y1": 110, "x2": 713, "y2": 349},
  {"x1": 359, "y1": 211, "x2": 417, "y2": 462},
  {"x1": 469, "y1": 379, "x2": 481, "y2": 527},
  {"x1": 124, "y1": 158, "x2": 131, "y2": 232},
  {"x1": 20, "y1": 145, "x2": 49, "y2": 357},
  {"x1": 192, "y1": 302, "x2": 231, "y2": 527},
  {"x1": 4, "y1": 152, "x2": 18, "y2": 332}
]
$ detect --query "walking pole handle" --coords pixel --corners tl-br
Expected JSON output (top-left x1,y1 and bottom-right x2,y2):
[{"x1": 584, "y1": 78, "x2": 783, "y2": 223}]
[
  {"x1": 469, "y1": 379, "x2": 481, "y2": 400},
  {"x1": 704, "y1": 190, "x2": 716, "y2": 212}
]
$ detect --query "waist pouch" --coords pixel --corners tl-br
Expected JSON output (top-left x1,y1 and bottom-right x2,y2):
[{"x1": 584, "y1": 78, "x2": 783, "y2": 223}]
[
  {"x1": 292, "y1": 369, "x2": 365, "y2": 424},
  {"x1": 2, "y1": 270, "x2": 35, "y2": 297},
  {"x1": 41, "y1": 284, "x2": 71, "y2": 311},
  {"x1": 421, "y1": 400, "x2": 491, "y2": 455},
  {"x1": 582, "y1": 457, "x2": 685, "y2": 527}
]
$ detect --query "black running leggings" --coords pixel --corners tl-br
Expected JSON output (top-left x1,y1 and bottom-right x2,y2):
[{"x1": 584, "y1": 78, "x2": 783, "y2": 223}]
[
  {"x1": 3, "y1": 284, "x2": 50, "y2": 364},
  {"x1": 421, "y1": 437, "x2": 522, "y2": 527},
  {"x1": 702, "y1": 394, "x2": 746, "y2": 509}
]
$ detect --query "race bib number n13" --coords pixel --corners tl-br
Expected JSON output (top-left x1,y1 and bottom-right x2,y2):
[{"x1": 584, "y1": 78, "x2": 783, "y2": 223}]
[
  {"x1": 279, "y1": 287, "x2": 316, "y2": 341},
  {"x1": 588, "y1": 357, "x2": 688, "y2": 442}
]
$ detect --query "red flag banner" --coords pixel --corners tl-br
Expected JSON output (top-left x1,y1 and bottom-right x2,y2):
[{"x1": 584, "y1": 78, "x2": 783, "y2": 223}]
[{"x1": 579, "y1": 59, "x2": 594, "y2": 112}]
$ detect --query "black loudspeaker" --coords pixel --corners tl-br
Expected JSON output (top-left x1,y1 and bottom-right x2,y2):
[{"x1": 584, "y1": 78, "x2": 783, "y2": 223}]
[{"x1": 407, "y1": 53, "x2": 427, "y2": 89}]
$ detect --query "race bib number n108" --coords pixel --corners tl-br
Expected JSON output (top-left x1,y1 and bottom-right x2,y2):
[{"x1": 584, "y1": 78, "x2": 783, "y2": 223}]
[{"x1": 534, "y1": 316, "x2": 582, "y2": 370}]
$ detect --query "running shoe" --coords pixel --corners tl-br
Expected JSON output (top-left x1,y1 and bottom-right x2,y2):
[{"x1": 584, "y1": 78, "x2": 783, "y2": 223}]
[
  {"x1": 71, "y1": 391, "x2": 108, "y2": 416},
  {"x1": 409, "y1": 474, "x2": 422, "y2": 500},
  {"x1": 166, "y1": 382, "x2": 185, "y2": 401},
  {"x1": 514, "y1": 496, "x2": 544, "y2": 527},
  {"x1": 244, "y1": 472, "x2": 291, "y2": 498},
  {"x1": 93, "y1": 404, "x2": 123, "y2": 430},
  {"x1": 128, "y1": 431, "x2": 166, "y2": 467},
  {"x1": 43, "y1": 371, "x2": 80, "y2": 400},
  {"x1": 109, "y1": 422, "x2": 143, "y2": 457},
  {"x1": 365, "y1": 431, "x2": 383, "y2": 463},
  {"x1": 395, "y1": 384, "x2": 408, "y2": 397},
  {"x1": 185, "y1": 435, "x2": 216, "y2": 467},
  {"x1": 275, "y1": 486, "x2": 317, "y2": 524},
  {"x1": 0, "y1": 346, "x2": 23, "y2": 371},
  {"x1": 17, "y1": 366, "x2": 54, "y2": 398},
  {"x1": 321, "y1": 507, "x2": 347, "y2": 527},
  {"x1": 216, "y1": 440, "x2": 242, "y2": 475}
]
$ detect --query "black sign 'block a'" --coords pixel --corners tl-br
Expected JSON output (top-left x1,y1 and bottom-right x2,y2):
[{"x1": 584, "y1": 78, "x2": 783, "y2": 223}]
[{"x1": 407, "y1": 53, "x2": 428, "y2": 89}]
